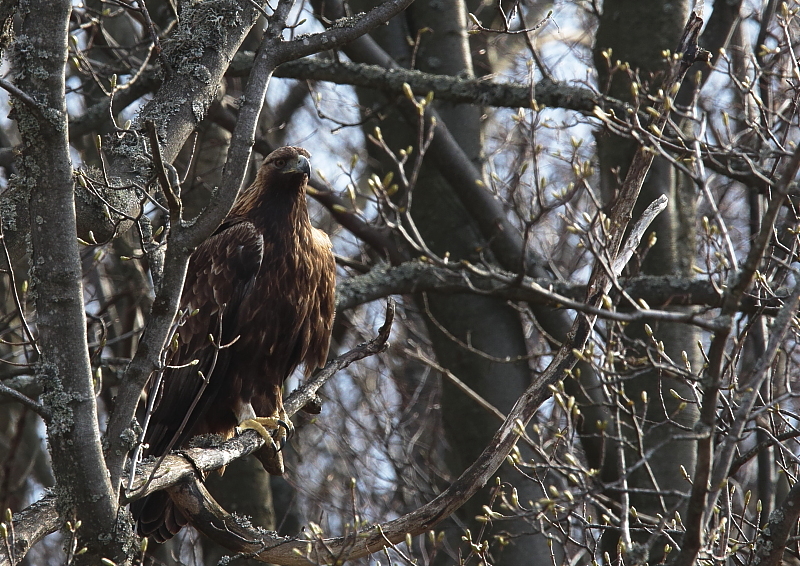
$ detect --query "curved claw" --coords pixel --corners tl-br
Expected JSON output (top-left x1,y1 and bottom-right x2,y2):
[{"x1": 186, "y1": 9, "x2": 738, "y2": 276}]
[
  {"x1": 276, "y1": 419, "x2": 294, "y2": 438},
  {"x1": 275, "y1": 419, "x2": 294, "y2": 452}
]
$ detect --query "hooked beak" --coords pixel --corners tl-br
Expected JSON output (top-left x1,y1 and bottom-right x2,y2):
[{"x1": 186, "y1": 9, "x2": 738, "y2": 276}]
[{"x1": 289, "y1": 155, "x2": 311, "y2": 178}]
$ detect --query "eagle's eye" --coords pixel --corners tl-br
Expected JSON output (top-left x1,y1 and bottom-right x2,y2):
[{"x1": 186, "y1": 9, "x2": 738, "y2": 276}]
[{"x1": 274, "y1": 158, "x2": 287, "y2": 169}]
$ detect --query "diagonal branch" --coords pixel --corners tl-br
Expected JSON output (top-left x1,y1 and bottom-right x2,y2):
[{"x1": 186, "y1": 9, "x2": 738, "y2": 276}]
[
  {"x1": 157, "y1": 201, "x2": 669, "y2": 565},
  {"x1": 125, "y1": 300, "x2": 394, "y2": 502},
  {"x1": 149, "y1": 188, "x2": 669, "y2": 563},
  {"x1": 276, "y1": 0, "x2": 415, "y2": 62}
]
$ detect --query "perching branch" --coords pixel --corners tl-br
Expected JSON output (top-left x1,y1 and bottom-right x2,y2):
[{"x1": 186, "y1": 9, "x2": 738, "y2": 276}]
[
  {"x1": 162, "y1": 303, "x2": 580, "y2": 565},
  {"x1": 120, "y1": 310, "x2": 390, "y2": 496}
]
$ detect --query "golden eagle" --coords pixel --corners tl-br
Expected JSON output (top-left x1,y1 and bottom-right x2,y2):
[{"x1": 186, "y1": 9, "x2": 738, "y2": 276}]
[{"x1": 132, "y1": 146, "x2": 336, "y2": 542}]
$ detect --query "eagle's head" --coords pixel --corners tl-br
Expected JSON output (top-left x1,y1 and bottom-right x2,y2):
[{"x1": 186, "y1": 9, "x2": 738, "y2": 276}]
[
  {"x1": 261, "y1": 146, "x2": 311, "y2": 188},
  {"x1": 231, "y1": 146, "x2": 314, "y2": 222}
]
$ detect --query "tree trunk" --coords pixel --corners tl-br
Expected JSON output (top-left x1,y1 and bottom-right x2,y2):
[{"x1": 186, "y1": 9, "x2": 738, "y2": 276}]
[{"x1": 593, "y1": 1, "x2": 700, "y2": 560}]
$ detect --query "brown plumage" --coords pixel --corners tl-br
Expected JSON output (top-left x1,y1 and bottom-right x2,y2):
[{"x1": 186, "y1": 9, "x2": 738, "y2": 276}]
[{"x1": 131, "y1": 146, "x2": 335, "y2": 542}]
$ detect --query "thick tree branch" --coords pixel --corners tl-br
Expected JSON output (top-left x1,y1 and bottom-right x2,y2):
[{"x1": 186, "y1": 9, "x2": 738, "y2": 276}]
[
  {"x1": 336, "y1": 260, "x2": 792, "y2": 316},
  {"x1": 230, "y1": 55, "x2": 776, "y2": 194},
  {"x1": 108, "y1": 0, "x2": 262, "y2": 172},
  {"x1": 241, "y1": 56, "x2": 604, "y2": 113}
]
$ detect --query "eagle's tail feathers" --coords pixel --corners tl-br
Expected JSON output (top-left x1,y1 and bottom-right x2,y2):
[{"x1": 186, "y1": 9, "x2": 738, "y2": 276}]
[{"x1": 131, "y1": 491, "x2": 188, "y2": 543}]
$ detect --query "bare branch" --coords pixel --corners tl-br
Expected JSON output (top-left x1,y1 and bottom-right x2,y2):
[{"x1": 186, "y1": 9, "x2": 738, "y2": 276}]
[
  {"x1": 335, "y1": 260, "x2": 788, "y2": 318},
  {"x1": 234, "y1": 56, "x2": 605, "y2": 114},
  {"x1": 0, "y1": 77, "x2": 46, "y2": 124},
  {"x1": 0, "y1": 383, "x2": 49, "y2": 421},
  {"x1": 163, "y1": 301, "x2": 580, "y2": 565},
  {"x1": 276, "y1": 0, "x2": 416, "y2": 62},
  {"x1": 673, "y1": 101, "x2": 800, "y2": 566}
]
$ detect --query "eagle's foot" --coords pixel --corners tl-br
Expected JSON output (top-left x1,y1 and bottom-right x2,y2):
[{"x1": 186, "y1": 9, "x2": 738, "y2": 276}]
[
  {"x1": 240, "y1": 415, "x2": 293, "y2": 475},
  {"x1": 238, "y1": 416, "x2": 293, "y2": 451}
]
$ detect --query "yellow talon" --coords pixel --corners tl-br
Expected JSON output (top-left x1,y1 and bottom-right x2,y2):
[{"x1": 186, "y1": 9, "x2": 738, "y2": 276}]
[
  {"x1": 238, "y1": 416, "x2": 293, "y2": 450},
  {"x1": 238, "y1": 413, "x2": 295, "y2": 475},
  {"x1": 238, "y1": 417, "x2": 282, "y2": 439}
]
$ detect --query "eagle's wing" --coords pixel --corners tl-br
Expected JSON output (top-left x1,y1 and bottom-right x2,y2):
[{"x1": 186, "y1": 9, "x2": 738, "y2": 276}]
[
  {"x1": 248, "y1": 226, "x2": 335, "y2": 473},
  {"x1": 144, "y1": 218, "x2": 264, "y2": 456},
  {"x1": 301, "y1": 228, "x2": 336, "y2": 373},
  {"x1": 133, "y1": 219, "x2": 263, "y2": 542}
]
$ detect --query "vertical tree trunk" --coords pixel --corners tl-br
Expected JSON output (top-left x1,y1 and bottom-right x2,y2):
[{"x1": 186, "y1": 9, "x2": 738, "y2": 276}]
[
  {"x1": 593, "y1": 0, "x2": 700, "y2": 560},
  {"x1": 18, "y1": 2, "x2": 128, "y2": 563}
]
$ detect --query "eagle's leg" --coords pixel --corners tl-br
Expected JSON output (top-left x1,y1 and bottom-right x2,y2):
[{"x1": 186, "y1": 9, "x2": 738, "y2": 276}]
[{"x1": 275, "y1": 405, "x2": 295, "y2": 444}]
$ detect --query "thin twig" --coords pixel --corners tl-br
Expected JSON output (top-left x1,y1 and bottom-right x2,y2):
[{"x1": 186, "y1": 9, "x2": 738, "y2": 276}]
[
  {"x1": 0, "y1": 77, "x2": 45, "y2": 123},
  {"x1": 145, "y1": 120, "x2": 182, "y2": 224},
  {"x1": 0, "y1": 224, "x2": 40, "y2": 356},
  {"x1": 0, "y1": 383, "x2": 49, "y2": 422}
]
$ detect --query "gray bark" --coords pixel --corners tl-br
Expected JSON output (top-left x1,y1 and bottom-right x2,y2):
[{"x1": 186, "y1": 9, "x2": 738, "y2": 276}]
[{"x1": 16, "y1": 1, "x2": 127, "y2": 564}]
